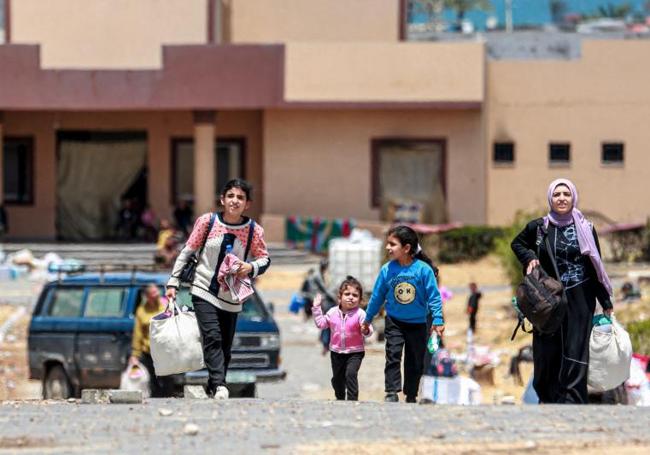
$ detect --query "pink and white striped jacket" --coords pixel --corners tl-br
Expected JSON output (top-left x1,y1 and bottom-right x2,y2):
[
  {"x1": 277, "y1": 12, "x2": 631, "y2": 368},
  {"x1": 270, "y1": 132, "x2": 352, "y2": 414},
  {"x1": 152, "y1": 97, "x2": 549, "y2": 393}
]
[{"x1": 313, "y1": 306, "x2": 373, "y2": 354}]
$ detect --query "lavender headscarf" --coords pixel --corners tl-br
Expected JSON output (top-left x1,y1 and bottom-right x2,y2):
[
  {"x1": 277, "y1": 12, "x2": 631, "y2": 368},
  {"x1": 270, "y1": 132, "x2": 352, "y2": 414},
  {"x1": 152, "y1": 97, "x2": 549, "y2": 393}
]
[{"x1": 544, "y1": 178, "x2": 613, "y2": 296}]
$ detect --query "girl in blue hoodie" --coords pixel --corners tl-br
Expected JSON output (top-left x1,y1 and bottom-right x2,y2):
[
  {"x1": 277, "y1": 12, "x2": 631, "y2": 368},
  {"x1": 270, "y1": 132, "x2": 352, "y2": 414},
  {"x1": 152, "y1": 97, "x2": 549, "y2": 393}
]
[{"x1": 361, "y1": 225, "x2": 444, "y2": 403}]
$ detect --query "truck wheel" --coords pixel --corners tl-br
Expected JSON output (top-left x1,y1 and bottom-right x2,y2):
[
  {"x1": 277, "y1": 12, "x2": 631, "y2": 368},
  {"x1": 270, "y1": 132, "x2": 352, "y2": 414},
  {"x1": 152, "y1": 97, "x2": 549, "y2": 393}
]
[{"x1": 44, "y1": 365, "x2": 72, "y2": 400}]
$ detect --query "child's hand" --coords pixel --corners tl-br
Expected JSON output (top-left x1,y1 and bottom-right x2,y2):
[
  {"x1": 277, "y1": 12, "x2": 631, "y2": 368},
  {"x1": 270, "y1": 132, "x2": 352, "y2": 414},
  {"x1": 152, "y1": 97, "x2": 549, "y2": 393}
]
[
  {"x1": 312, "y1": 293, "x2": 323, "y2": 308},
  {"x1": 431, "y1": 324, "x2": 445, "y2": 337},
  {"x1": 360, "y1": 322, "x2": 370, "y2": 335}
]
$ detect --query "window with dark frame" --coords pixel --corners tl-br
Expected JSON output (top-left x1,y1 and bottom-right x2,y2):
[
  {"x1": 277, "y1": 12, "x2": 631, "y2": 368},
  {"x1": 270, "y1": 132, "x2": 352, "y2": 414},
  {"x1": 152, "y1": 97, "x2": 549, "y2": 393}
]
[
  {"x1": 3, "y1": 137, "x2": 34, "y2": 204},
  {"x1": 493, "y1": 142, "x2": 515, "y2": 163},
  {"x1": 549, "y1": 143, "x2": 571, "y2": 164},
  {"x1": 602, "y1": 142, "x2": 624, "y2": 164},
  {"x1": 370, "y1": 138, "x2": 447, "y2": 224}
]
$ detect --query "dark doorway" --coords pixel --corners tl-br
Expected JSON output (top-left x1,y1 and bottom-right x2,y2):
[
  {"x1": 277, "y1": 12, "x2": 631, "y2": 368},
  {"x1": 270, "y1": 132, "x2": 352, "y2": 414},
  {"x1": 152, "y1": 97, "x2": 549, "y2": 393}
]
[{"x1": 56, "y1": 131, "x2": 148, "y2": 240}]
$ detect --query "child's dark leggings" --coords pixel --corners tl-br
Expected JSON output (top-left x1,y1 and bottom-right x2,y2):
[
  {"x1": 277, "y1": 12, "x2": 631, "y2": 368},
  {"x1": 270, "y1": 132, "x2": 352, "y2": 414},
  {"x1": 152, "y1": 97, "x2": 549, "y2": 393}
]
[
  {"x1": 384, "y1": 316, "x2": 428, "y2": 400},
  {"x1": 330, "y1": 351, "x2": 365, "y2": 400}
]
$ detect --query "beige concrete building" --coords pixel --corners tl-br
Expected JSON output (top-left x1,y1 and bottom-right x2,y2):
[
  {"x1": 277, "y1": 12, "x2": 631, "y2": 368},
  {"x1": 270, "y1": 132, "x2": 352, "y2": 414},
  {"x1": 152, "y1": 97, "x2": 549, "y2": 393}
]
[{"x1": 0, "y1": 0, "x2": 647, "y2": 240}]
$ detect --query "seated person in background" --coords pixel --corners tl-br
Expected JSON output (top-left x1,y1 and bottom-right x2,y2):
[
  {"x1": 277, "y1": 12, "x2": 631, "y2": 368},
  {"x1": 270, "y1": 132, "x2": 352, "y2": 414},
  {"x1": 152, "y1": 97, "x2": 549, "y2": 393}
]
[
  {"x1": 115, "y1": 198, "x2": 138, "y2": 240},
  {"x1": 173, "y1": 200, "x2": 193, "y2": 236},
  {"x1": 139, "y1": 205, "x2": 158, "y2": 242},
  {"x1": 155, "y1": 219, "x2": 180, "y2": 267}
]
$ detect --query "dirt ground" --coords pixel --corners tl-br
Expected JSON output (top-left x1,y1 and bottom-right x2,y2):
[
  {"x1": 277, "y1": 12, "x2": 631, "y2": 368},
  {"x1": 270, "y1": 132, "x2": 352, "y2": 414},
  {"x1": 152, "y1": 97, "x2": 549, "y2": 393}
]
[
  {"x1": 296, "y1": 440, "x2": 650, "y2": 455},
  {"x1": 0, "y1": 307, "x2": 36, "y2": 401}
]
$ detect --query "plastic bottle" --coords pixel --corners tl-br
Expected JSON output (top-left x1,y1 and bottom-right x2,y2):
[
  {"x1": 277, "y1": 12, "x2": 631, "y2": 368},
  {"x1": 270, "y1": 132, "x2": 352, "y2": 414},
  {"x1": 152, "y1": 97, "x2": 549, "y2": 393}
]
[
  {"x1": 511, "y1": 296, "x2": 524, "y2": 319},
  {"x1": 427, "y1": 333, "x2": 439, "y2": 354}
]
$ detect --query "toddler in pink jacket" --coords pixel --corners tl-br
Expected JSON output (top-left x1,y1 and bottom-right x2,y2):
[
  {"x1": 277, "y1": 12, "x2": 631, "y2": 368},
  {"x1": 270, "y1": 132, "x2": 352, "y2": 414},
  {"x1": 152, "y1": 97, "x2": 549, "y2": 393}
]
[{"x1": 313, "y1": 276, "x2": 373, "y2": 401}]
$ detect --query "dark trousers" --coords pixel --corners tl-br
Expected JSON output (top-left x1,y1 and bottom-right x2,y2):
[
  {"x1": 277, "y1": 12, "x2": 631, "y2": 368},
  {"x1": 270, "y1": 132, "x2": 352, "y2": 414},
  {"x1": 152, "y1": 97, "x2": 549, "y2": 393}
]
[
  {"x1": 139, "y1": 352, "x2": 174, "y2": 398},
  {"x1": 384, "y1": 316, "x2": 428, "y2": 399},
  {"x1": 330, "y1": 351, "x2": 365, "y2": 401},
  {"x1": 532, "y1": 284, "x2": 595, "y2": 404},
  {"x1": 468, "y1": 313, "x2": 477, "y2": 333},
  {"x1": 192, "y1": 297, "x2": 239, "y2": 389}
]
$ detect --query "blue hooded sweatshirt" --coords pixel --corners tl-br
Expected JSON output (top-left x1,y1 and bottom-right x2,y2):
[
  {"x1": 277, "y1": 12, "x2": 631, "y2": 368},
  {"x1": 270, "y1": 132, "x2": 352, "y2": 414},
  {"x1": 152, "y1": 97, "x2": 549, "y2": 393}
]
[{"x1": 364, "y1": 259, "x2": 443, "y2": 325}]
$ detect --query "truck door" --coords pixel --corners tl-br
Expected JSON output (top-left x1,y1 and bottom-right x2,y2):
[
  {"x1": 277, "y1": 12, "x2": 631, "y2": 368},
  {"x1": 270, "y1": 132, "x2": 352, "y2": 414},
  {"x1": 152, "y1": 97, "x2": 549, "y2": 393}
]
[
  {"x1": 76, "y1": 286, "x2": 131, "y2": 389},
  {"x1": 30, "y1": 286, "x2": 84, "y2": 395}
]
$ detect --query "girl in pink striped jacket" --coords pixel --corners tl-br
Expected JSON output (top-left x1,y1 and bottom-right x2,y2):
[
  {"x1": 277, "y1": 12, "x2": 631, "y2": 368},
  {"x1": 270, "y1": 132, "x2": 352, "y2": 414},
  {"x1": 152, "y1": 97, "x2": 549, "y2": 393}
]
[{"x1": 312, "y1": 276, "x2": 373, "y2": 401}]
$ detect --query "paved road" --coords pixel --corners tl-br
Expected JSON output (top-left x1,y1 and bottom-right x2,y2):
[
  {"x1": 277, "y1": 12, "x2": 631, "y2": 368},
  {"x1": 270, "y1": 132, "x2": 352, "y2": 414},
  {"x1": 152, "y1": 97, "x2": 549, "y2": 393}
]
[
  {"x1": 0, "y1": 399, "x2": 649, "y2": 454},
  {"x1": 2, "y1": 281, "x2": 649, "y2": 454}
]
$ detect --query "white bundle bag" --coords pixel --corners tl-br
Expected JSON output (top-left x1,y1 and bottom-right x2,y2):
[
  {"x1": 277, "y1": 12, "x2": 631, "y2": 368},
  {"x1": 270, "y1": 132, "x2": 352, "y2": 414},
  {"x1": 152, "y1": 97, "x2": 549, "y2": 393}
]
[
  {"x1": 588, "y1": 316, "x2": 632, "y2": 392},
  {"x1": 149, "y1": 299, "x2": 204, "y2": 376}
]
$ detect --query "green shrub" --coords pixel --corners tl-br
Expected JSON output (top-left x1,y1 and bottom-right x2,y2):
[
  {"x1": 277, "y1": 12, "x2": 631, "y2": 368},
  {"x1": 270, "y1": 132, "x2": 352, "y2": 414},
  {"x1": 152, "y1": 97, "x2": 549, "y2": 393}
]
[
  {"x1": 493, "y1": 210, "x2": 545, "y2": 292},
  {"x1": 437, "y1": 226, "x2": 504, "y2": 263},
  {"x1": 627, "y1": 319, "x2": 650, "y2": 355}
]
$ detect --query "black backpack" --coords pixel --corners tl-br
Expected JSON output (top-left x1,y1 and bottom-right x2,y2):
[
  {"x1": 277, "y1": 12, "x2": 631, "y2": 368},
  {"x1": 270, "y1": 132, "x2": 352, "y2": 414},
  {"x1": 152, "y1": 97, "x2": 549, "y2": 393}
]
[{"x1": 511, "y1": 223, "x2": 568, "y2": 340}]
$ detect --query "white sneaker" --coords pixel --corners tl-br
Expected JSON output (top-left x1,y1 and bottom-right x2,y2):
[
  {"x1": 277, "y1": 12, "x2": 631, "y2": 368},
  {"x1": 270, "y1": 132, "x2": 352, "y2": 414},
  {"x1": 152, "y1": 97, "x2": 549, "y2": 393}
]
[{"x1": 214, "y1": 386, "x2": 229, "y2": 400}]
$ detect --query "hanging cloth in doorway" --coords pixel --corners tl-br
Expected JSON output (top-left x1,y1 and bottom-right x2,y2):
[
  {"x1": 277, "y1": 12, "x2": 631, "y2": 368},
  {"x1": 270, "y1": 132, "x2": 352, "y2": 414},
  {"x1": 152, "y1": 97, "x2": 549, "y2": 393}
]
[{"x1": 57, "y1": 139, "x2": 146, "y2": 240}]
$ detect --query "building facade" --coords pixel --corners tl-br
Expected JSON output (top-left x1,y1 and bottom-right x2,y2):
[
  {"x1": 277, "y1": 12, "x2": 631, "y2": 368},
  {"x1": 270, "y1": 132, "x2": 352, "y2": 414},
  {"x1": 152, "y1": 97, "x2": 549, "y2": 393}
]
[{"x1": 0, "y1": 0, "x2": 648, "y2": 241}]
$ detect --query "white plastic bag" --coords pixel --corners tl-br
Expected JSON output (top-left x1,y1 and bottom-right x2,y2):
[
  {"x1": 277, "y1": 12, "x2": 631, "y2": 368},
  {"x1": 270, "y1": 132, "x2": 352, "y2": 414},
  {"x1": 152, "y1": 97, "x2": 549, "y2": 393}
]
[
  {"x1": 149, "y1": 299, "x2": 204, "y2": 376},
  {"x1": 120, "y1": 361, "x2": 150, "y2": 398},
  {"x1": 419, "y1": 375, "x2": 481, "y2": 405},
  {"x1": 625, "y1": 357, "x2": 650, "y2": 406},
  {"x1": 588, "y1": 316, "x2": 632, "y2": 392}
]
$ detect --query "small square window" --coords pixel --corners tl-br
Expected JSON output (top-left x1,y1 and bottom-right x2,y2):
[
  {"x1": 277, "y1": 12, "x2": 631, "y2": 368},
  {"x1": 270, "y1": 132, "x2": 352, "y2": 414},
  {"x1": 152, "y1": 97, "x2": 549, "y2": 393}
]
[
  {"x1": 549, "y1": 143, "x2": 571, "y2": 163},
  {"x1": 493, "y1": 142, "x2": 514, "y2": 163},
  {"x1": 602, "y1": 143, "x2": 624, "y2": 164}
]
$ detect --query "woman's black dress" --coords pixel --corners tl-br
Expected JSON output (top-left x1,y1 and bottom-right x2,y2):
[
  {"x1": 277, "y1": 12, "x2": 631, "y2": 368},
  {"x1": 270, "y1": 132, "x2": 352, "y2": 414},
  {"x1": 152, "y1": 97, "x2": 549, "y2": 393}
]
[{"x1": 511, "y1": 218, "x2": 613, "y2": 403}]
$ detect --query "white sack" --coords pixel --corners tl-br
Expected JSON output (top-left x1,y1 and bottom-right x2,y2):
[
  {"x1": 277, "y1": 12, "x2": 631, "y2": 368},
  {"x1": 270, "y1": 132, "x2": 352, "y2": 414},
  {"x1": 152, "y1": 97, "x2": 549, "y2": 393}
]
[
  {"x1": 150, "y1": 301, "x2": 204, "y2": 376},
  {"x1": 588, "y1": 317, "x2": 632, "y2": 392}
]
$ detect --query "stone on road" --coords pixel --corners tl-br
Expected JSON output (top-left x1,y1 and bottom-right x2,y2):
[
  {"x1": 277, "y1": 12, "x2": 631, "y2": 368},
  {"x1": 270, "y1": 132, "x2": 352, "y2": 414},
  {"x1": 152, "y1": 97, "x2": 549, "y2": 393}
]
[
  {"x1": 184, "y1": 385, "x2": 208, "y2": 399},
  {"x1": 81, "y1": 389, "x2": 143, "y2": 404}
]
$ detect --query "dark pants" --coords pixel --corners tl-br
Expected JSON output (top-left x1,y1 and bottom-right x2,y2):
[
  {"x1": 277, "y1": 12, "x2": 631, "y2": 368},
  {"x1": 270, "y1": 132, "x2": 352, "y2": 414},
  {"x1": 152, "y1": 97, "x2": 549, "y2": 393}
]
[
  {"x1": 469, "y1": 313, "x2": 477, "y2": 333},
  {"x1": 384, "y1": 316, "x2": 428, "y2": 400},
  {"x1": 330, "y1": 351, "x2": 365, "y2": 401},
  {"x1": 192, "y1": 297, "x2": 239, "y2": 389},
  {"x1": 532, "y1": 283, "x2": 596, "y2": 404},
  {"x1": 139, "y1": 352, "x2": 174, "y2": 398}
]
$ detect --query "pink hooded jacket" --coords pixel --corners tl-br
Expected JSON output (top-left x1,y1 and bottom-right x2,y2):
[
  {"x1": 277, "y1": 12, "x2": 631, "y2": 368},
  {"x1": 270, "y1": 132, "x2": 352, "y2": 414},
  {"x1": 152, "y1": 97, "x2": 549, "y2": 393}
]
[{"x1": 313, "y1": 305, "x2": 373, "y2": 354}]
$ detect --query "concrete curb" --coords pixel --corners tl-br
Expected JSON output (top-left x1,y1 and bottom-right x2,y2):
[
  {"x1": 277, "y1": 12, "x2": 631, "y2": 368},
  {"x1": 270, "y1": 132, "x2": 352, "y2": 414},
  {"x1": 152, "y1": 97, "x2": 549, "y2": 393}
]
[{"x1": 81, "y1": 389, "x2": 143, "y2": 404}]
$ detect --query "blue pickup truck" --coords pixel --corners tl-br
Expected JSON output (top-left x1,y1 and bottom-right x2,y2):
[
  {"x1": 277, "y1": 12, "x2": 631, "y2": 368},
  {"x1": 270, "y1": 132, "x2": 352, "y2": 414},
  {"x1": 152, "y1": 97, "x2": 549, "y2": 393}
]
[{"x1": 28, "y1": 272, "x2": 285, "y2": 399}]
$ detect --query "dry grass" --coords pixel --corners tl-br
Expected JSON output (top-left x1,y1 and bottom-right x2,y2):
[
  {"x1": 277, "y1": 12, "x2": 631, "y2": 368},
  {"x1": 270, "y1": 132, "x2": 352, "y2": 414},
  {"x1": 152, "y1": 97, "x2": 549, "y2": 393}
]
[{"x1": 436, "y1": 255, "x2": 510, "y2": 288}]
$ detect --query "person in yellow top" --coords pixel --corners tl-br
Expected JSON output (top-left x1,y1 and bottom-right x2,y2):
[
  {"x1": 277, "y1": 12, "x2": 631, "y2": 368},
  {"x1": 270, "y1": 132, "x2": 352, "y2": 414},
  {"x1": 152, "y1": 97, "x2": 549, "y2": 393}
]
[
  {"x1": 130, "y1": 284, "x2": 172, "y2": 397},
  {"x1": 154, "y1": 219, "x2": 180, "y2": 267}
]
